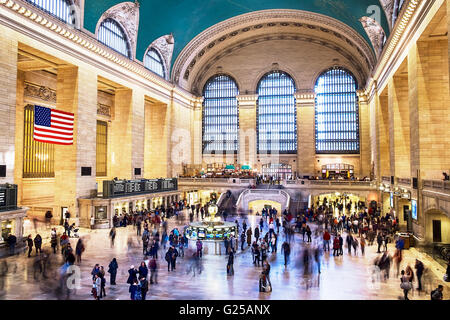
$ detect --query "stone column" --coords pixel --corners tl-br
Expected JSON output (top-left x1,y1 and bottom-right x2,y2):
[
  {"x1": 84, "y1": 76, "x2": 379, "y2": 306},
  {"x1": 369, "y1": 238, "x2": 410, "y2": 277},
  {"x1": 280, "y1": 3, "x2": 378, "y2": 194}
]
[
  {"x1": 111, "y1": 88, "x2": 133, "y2": 179},
  {"x1": 368, "y1": 84, "x2": 380, "y2": 181},
  {"x1": 236, "y1": 94, "x2": 258, "y2": 170},
  {"x1": 357, "y1": 91, "x2": 371, "y2": 178},
  {"x1": 377, "y1": 91, "x2": 390, "y2": 179},
  {"x1": 131, "y1": 88, "x2": 145, "y2": 179},
  {"x1": 192, "y1": 97, "x2": 203, "y2": 168},
  {"x1": 388, "y1": 75, "x2": 411, "y2": 180},
  {"x1": 55, "y1": 66, "x2": 79, "y2": 217},
  {"x1": 408, "y1": 40, "x2": 450, "y2": 236},
  {"x1": 0, "y1": 31, "x2": 18, "y2": 184},
  {"x1": 144, "y1": 102, "x2": 170, "y2": 178},
  {"x1": 294, "y1": 91, "x2": 315, "y2": 177},
  {"x1": 75, "y1": 66, "x2": 98, "y2": 199}
]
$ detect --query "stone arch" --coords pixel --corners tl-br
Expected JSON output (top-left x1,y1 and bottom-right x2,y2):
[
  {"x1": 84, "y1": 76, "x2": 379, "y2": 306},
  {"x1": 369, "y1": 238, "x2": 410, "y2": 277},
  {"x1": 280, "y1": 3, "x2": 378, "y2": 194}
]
[
  {"x1": 95, "y1": 1, "x2": 140, "y2": 59},
  {"x1": 173, "y1": 9, "x2": 376, "y2": 91},
  {"x1": 143, "y1": 34, "x2": 174, "y2": 80}
]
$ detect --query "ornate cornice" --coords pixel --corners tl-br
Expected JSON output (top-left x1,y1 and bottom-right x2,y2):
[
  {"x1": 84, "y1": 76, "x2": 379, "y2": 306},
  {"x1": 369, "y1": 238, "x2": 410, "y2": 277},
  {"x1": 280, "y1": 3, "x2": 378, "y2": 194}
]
[
  {"x1": 172, "y1": 9, "x2": 377, "y2": 88},
  {"x1": 0, "y1": 0, "x2": 198, "y2": 107},
  {"x1": 294, "y1": 91, "x2": 315, "y2": 105},
  {"x1": 24, "y1": 81, "x2": 56, "y2": 103},
  {"x1": 366, "y1": 0, "x2": 422, "y2": 95},
  {"x1": 236, "y1": 94, "x2": 258, "y2": 109}
]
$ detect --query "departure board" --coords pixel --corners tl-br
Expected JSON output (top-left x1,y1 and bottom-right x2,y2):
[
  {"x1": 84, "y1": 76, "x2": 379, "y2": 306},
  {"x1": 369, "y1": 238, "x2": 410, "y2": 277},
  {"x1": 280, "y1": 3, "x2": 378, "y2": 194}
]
[{"x1": 103, "y1": 178, "x2": 177, "y2": 198}]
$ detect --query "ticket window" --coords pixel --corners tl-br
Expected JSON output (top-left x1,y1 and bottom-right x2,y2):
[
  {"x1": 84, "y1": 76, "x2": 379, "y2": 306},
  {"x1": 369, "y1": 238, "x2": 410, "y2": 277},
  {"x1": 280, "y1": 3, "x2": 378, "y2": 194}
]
[
  {"x1": 0, "y1": 220, "x2": 14, "y2": 243},
  {"x1": 95, "y1": 206, "x2": 108, "y2": 221}
]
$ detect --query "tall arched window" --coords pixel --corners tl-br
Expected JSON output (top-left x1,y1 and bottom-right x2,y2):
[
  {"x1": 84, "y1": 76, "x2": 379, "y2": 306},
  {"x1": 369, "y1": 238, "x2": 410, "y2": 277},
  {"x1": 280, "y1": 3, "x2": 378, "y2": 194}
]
[
  {"x1": 26, "y1": 0, "x2": 74, "y2": 24},
  {"x1": 257, "y1": 71, "x2": 297, "y2": 154},
  {"x1": 98, "y1": 18, "x2": 132, "y2": 58},
  {"x1": 314, "y1": 68, "x2": 360, "y2": 154},
  {"x1": 202, "y1": 75, "x2": 239, "y2": 154},
  {"x1": 144, "y1": 48, "x2": 165, "y2": 78}
]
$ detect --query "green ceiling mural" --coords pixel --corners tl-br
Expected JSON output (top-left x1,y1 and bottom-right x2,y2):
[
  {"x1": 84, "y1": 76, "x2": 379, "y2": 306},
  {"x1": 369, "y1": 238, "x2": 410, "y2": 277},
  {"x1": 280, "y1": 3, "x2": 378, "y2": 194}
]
[{"x1": 83, "y1": 0, "x2": 389, "y2": 65}]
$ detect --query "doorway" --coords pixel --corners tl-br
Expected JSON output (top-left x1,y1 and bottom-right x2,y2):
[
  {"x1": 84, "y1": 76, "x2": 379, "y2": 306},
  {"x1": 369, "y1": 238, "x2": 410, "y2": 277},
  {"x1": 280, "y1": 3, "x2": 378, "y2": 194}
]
[{"x1": 432, "y1": 220, "x2": 442, "y2": 242}]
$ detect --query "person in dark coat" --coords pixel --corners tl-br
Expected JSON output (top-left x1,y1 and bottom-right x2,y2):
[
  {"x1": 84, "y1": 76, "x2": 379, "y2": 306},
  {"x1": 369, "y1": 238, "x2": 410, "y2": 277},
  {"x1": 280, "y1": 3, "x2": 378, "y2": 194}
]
[
  {"x1": 129, "y1": 279, "x2": 139, "y2": 300},
  {"x1": 108, "y1": 258, "x2": 118, "y2": 285},
  {"x1": 254, "y1": 226, "x2": 260, "y2": 242},
  {"x1": 415, "y1": 259, "x2": 425, "y2": 291},
  {"x1": 127, "y1": 265, "x2": 138, "y2": 284},
  {"x1": 227, "y1": 252, "x2": 234, "y2": 276},
  {"x1": 34, "y1": 234, "x2": 42, "y2": 254},
  {"x1": 75, "y1": 238, "x2": 84, "y2": 263},
  {"x1": 91, "y1": 264, "x2": 100, "y2": 281},
  {"x1": 138, "y1": 261, "x2": 148, "y2": 279},
  {"x1": 281, "y1": 241, "x2": 291, "y2": 266},
  {"x1": 139, "y1": 277, "x2": 149, "y2": 300},
  {"x1": 26, "y1": 235, "x2": 33, "y2": 258},
  {"x1": 338, "y1": 234, "x2": 344, "y2": 256}
]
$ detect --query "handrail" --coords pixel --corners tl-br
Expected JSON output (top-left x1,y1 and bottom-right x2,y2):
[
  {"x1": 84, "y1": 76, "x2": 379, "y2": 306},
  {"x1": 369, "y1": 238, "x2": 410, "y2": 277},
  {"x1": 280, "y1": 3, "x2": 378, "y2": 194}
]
[{"x1": 236, "y1": 189, "x2": 290, "y2": 211}]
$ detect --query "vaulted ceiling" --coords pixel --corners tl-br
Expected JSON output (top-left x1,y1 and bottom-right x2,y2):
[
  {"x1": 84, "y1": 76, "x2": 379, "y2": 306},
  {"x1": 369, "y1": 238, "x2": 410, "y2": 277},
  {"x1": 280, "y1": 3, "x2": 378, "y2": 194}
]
[{"x1": 83, "y1": 0, "x2": 390, "y2": 64}]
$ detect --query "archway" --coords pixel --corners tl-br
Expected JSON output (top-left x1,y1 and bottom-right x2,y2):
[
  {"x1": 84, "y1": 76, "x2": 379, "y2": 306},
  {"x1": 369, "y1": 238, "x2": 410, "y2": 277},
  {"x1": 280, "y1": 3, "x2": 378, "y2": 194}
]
[{"x1": 248, "y1": 200, "x2": 281, "y2": 215}]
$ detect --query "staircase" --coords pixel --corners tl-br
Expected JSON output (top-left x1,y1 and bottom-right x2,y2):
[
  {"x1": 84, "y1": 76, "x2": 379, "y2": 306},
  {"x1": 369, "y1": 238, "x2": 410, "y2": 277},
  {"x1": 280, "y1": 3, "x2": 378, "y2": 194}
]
[{"x1": 217, "y1": 191, "x2": 238, "y2": 215}]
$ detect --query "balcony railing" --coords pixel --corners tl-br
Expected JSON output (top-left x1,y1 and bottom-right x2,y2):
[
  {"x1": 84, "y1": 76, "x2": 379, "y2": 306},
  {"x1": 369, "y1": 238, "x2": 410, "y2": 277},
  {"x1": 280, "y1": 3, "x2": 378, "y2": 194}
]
[{"x1": 423, "y1": 180, "x2": 450, "y2": 191}]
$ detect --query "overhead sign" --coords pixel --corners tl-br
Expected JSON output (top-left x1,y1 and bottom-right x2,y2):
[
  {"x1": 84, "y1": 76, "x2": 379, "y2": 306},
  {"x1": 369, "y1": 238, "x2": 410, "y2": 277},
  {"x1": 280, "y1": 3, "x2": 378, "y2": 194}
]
[{"x1": 103, "y1": 178, "x2": 178, "y2": 199}]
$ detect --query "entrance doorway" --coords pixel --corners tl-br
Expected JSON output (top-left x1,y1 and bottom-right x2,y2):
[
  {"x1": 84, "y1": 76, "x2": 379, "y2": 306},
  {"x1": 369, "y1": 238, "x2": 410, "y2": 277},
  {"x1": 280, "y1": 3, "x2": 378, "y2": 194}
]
[{"x1": 432, "y1": 220, "x2": 442, "y2": 242}]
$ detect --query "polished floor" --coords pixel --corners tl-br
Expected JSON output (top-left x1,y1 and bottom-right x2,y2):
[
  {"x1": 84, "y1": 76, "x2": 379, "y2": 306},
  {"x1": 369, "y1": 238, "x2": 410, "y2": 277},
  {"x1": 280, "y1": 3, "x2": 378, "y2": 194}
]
[{"x1": 0, "y1": 211, "x2": 448, "y2": 300}]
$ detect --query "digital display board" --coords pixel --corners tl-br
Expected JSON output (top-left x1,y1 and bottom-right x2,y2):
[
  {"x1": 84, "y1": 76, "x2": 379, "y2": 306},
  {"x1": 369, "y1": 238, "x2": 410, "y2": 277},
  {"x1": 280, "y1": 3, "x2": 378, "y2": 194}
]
[
  {"x1": 0, "y1": 189, "x2": 5, "y2": 207},
  {"x1": 411, "y1": 199, "x2": 417, "y2": 220},
  {"x1": 390, "y1": 192, "x2": 394, "y2": 208},
  {"x1": 0, "y1": 184, "x2": 18, "y2": 212},
  {"x1": 103, "y1": 178, "x2": 177, "y2": 198}
]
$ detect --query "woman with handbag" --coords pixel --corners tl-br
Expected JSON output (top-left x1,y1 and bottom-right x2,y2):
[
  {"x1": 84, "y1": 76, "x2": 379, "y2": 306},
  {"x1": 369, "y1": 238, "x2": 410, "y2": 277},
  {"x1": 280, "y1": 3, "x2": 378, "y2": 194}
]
[{"x1": 400, "y1": 270, "x2": 412, "y2": 300}]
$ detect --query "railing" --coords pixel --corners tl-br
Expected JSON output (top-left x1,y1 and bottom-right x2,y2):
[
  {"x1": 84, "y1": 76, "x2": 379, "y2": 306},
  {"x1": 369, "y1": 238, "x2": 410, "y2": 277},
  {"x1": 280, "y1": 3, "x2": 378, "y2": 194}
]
[
  {"x1": 179, "y1": 177, "x2": 374, "y2": 188},
  {"x1": 382, "y1": 176, "x2": 391, "y2": 183},
  {"x1": 423, "y1": 180, "x2": 450, "y2": 191},
  {"x1": 235, "y1": 189, "x2": 290, "y2": 211},
  {"x1": 398, "y1": 178, "x2": 411, "y2": 186},
  {"x1": 179, "y1": 177, "x2": 255, "y2": 185}
]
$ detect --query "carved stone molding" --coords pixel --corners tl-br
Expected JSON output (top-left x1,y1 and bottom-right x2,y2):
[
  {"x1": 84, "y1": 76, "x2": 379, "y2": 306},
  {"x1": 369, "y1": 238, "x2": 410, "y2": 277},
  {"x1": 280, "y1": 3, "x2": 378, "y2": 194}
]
[
  {"x1": 172, "y1": 9, "x2": 377, "y2": 89},
  {"x1": 360, "y1": 16, "x2": 386, "y2": 58},
  {"x1": 379, "y1": 0, "x2": 395, "y2": 30},
  {"x1": 237, "y1": 94, "x2": 258, "y2": 108},
  {"x1": 191, "y1": 32, "x2": 367, "y2": 95},
  {"x1": 24, "y1": 81, "x2": 56, "y2": 103},
  {"x1": 96, "y1": 1, "x2": 140, "y2": 59},
  {"x1": 97, "y1": 103, "x2": 111, "y2": 117},
  {"x1": 144, "y1": 34, "x2": 174, "y2": 80},
  {"x1": 294, "y1": 91, "x2": 315, "y2": 105}
]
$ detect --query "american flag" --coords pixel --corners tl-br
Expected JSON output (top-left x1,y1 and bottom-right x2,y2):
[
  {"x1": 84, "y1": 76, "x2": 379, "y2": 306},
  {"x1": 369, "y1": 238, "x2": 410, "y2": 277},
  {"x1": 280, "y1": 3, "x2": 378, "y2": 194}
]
[{"x1": 34, "y1": 105, "x2": 74, "y2": 145}]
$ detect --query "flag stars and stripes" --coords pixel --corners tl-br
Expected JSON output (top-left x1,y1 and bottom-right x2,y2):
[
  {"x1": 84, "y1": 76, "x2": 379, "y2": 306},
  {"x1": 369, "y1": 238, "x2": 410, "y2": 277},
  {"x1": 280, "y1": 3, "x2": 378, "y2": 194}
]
[{"x1": 33, "y1": 105, "x2": 74, "y2": 145}]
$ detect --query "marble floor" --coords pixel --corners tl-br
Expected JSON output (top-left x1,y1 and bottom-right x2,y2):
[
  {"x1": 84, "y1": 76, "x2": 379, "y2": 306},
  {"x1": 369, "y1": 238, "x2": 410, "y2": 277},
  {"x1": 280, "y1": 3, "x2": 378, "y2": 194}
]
[{"x1": 0, "y1": 211, "x2": 448, "y2": 300}]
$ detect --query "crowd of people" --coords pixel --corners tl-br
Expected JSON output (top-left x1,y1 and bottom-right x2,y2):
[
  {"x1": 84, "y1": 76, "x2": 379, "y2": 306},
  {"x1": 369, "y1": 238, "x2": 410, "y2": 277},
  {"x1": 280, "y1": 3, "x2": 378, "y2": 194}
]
[{"x1": 1, "y1": 194, "x2": 448, "y2": 301}]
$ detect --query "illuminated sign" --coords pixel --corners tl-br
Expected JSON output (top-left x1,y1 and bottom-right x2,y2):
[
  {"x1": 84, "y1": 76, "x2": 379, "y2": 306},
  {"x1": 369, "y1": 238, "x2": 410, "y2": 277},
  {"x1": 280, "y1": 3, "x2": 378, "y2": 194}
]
[{"x1": 411, "y1": 199, "x2": 417, "y2": 220}]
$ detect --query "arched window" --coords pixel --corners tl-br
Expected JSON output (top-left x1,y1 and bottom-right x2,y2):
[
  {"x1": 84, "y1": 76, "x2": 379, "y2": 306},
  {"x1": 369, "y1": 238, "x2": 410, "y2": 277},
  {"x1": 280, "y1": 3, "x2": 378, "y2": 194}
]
[
  {"x1": 257, "y1": 71, "x2": 297, "y2": 154},
  {"x1": 144, "y1": 48, "x2": 165, "y2": 78},
  {"x1": 26, "y1": 0, "x2": 75, "y2": 24},
  {"x1": 98, "y1": 18, "x2": 131, "y2": 58},
  {"x1": 314, "y1": 68, "x2": 360, "y2": 154},
  {"x1": 202, "y1": 75, "x2": 239, "y2": 154}
]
